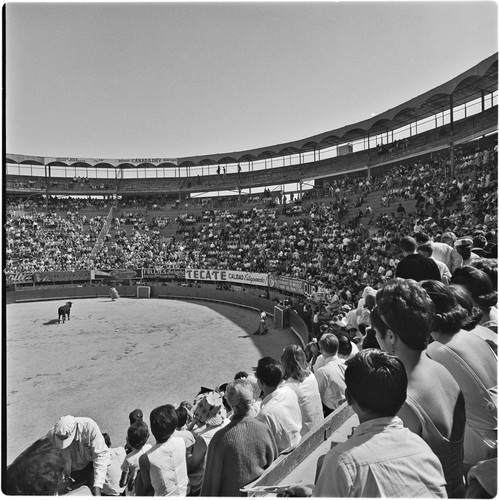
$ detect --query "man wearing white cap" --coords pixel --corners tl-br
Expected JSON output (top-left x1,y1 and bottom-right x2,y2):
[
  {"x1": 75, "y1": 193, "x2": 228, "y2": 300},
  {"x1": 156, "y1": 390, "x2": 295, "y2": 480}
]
[
  {"x1": 46, "y1": 415, "x2": 110, "y2": 495},
  {"x1": 454, "y1": 237, "x2": 482, "y2": 268}
]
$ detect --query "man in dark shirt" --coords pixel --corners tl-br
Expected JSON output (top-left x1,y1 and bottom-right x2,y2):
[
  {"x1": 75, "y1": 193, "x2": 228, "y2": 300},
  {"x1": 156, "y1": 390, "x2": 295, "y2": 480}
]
[
  {"x1": 395, "y1": 236, "x2": 441, "y2": 282},
  {"x1": 396, "y1": 204, "x2": 406, "y2": 218}
]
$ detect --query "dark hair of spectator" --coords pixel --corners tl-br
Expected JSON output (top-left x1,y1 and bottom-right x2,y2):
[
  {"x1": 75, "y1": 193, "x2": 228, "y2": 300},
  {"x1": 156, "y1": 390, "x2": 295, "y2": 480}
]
[
  {"x1": 417, "y1": 242, "x2": 433, "y2": 257},
  {"x1": 175, "y1": 405, "x2": 189, "y2": 429},
  {"x1": 129, "y1": 408, "x2": 143, "y2": 425},
  {"x1": 327, "y1": 323, "x2": 345, "y2": 337},
  {"x1": 414, "y1": 232, "x2": 430, "y2": 245},
  {"x1": 337, "y1": 335, "x2": 353, "y2": 356},
  {"x1": 4, "y1": 438, "x2": 68, "y2": 495},
  {"x1": 304, "y1": 341, "x2": 320, "y2": 363},
  {"x1": 399, "y1": 236, "x2": 417, "y2": 253},
  {"x1": 255, "y1": 357, "x2": 282, "y2": 388},
  {"x1": 447, "y1": 285, "x2": 481, "y2": 330},
  {"x1": 375, "y1": 279, "x2": 434, "y2": 350},
  {"x1": 370, "y1": 308, "x2": 387, "y2": 338},
  {"x1": 149, "y1": 405, "x2": 178, "y2": 443},
  {"x1": 216, "y1": 383, "x2": 232, "y2": 412},
  {"x1": 127, "y1": 420, "x2": 150, "y2": 450},
  {"x1": 280, "y1": 345, "x2": 309, "y2": 383},
  {"x1": 102, "y1": 432, "x2": 111, "y2": 448},
  {"x1": 234, "y1": 371, "x2": 249, "y2": 380},
  {"x1": 364, "y1": 294, "x2": 376, "y2": 310},
  {"x1": 451, "y1": 266, "x2": 497, "y2": 310},
  {"x1": 345, "y1": 349, "x2": 408, "y2": 417},
  {"x1": 361, "y1": 327, "x2": 381, "y2": 350},
  {"x1": 420, "y1": 281, "x2": 468, "y2": 335},
  {"x1": 319, "y1": 333, "x2": 340, "y2": 356},
  {"x1": 472, "y1": 259, "x2": 498, "y2": 291}
]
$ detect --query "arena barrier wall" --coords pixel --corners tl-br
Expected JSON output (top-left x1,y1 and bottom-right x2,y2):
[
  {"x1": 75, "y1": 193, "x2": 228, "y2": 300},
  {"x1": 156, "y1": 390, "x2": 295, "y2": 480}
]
[{"x1": 6, "y1": 285, "x2": 138, "y2": 304}]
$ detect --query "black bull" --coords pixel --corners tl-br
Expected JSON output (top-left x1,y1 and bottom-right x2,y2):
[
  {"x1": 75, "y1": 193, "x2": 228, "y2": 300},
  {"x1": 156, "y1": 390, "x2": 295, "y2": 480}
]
[{"x1": 58, "y1": 302, "x2": 72, "y2": 323}]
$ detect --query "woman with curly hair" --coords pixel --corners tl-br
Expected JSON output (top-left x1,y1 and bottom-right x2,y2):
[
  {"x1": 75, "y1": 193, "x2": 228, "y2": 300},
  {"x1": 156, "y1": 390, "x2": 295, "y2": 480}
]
[
  {"x1": 451, "y1": 266, "x2": 498, "y2": 332},
  {"x1": 421, "y1": 280, "x2": 497, "y2": 473},
  {"x1": 5, "y1": 438, "x2": 91, "y2": 495},
  {"x1": 281, "y1": 345, "x2": 323, "y2": 436},
  {"x1": 448, "y1": 284, "x2": 497, "y2": 353}
]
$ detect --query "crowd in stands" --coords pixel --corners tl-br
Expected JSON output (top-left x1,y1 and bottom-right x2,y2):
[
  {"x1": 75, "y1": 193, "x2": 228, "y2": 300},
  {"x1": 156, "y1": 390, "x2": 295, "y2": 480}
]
[
  {"x1": 4, "y1": 211, "x2": 102, "y2": 274},
  {"x1": 5, "y1": 148, "x2": 498, "y2": 300}
]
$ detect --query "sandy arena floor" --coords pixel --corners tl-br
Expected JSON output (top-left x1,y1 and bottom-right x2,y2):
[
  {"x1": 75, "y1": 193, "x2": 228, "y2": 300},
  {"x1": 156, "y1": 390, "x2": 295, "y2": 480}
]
[{"x1": 5, "y1": 297, "x2": 298, "y2": 464}]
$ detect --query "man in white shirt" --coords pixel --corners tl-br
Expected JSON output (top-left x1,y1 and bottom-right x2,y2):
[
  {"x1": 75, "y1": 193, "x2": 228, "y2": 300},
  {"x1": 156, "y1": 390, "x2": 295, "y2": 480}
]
[
  {"x1": 314, "y1": 334, "x2": 346, "y2": 416},
  {"x1": 283, "y1": 350, "x2": 447, "y2": 498},
  {"x1": 439, "y1": 231, "x2": 463, "y2": 272},
  {"x1": 455, "y1": 237, "x2": 483, "y2": 268},
  {"x1": 46, "y1": 415, "x2": 110, "y2": 495},
  {"x1": 417, "y1": 243, "x2": 452, "y2": 285},
  {"x1": 255, "y1": 357, "x2": 302, "y2": 454}
]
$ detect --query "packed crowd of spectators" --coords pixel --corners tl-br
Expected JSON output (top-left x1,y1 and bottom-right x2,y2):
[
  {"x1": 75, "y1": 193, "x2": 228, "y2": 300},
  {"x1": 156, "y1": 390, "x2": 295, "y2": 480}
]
[
  {"x1": 5, "y1": 148, "x2": 497, "y2": 302},
  {"x1": 4, "y1": 211, "x2": 103, "y2": 274}
]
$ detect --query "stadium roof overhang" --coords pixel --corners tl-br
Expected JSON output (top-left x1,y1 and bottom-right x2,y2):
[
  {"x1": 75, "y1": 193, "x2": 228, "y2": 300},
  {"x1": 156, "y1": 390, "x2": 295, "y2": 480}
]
[
  {"x1": 6, "y1": 53, "x2": 497, "y2": 169},
  {"x1": 175, "y1": 52, "x2": 497, "y2": 166}
]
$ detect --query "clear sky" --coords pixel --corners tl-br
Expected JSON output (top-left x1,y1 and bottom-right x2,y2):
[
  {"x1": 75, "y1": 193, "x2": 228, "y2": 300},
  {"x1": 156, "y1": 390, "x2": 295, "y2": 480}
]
[{"x1": 5, "y1": 1, "x2": 498, "y2": 159}]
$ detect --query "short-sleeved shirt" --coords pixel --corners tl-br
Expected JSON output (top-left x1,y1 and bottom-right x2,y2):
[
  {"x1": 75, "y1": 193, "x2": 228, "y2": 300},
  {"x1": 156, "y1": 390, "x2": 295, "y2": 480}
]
[
  {"x1": 257, "y1": 386, "x2": 302, "y2": 453},
  {"x1": 314, "y1": 356, "x2": 346, "y2": 411},
  {"x1": 314, "y1": 416, "x2": 446, "y2": 497},
  {"x1": 121, "y1": 444, "x2": 152, "y2": 496},
  {"x1": 102, "y1": 447, "x2": 126, "y2": 496}
]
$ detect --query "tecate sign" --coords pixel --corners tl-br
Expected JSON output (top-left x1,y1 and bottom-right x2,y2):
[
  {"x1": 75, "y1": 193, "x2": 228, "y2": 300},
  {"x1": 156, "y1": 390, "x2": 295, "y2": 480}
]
[{"x1": 110, "y1": 270, "x2": 138, "y2": 279}]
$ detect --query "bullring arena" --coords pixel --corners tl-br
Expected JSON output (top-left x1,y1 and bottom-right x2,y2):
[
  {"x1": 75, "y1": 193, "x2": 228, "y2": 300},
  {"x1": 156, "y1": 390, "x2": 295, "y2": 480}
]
[
  {"x1": 4, "y1": 48, "x2": 498, "y2": 496},
  {"x1": 6, "y1": 295, "x2": 297, "y2": 464}
]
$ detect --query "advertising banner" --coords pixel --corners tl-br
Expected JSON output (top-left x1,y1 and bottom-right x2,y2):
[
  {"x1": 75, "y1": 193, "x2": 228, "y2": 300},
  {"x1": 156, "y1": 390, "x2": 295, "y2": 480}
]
[
  {"x1": 46, "y1": 157, "x2": 178, "y2": 166},
  {"x1": 143, "y1": 268, "x2": 185, "y2": 279},
  {"x1": 4, "y1": 272, "x2": 32, "y2": 285},
  {"x1": 95, "y1": 269, "x2": 143, "y2": 279},
  {"x1": 268, "y1": 275, "x2": 306, "y2": 295},
  {"x1": 33, "y1": 270, "x2": 94, "y2": 283},
  {"x1": 268, "y1": 275, "x2": 317, "y2": 296},
  {"x1": 185, "y1": 269, "x2": 268, "y2": 287}
]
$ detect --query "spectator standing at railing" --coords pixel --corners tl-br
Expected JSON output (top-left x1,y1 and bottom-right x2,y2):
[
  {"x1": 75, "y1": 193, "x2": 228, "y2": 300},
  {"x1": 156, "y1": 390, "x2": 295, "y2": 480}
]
[
  {"x1": 255, "y1": 357, "x2": 302, "y2": 454},
  {"x1": 314, "y1": 334, "x2": 347, "y2": 417}
]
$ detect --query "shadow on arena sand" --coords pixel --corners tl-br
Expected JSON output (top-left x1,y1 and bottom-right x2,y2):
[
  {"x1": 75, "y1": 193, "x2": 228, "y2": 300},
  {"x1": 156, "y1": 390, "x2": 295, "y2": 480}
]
[{"x1": 6, "y1": 297, "x2": 297, "y2": 463}]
